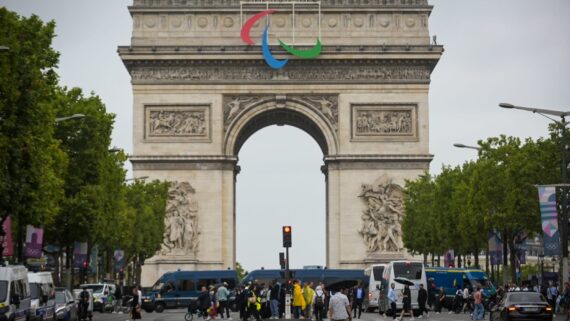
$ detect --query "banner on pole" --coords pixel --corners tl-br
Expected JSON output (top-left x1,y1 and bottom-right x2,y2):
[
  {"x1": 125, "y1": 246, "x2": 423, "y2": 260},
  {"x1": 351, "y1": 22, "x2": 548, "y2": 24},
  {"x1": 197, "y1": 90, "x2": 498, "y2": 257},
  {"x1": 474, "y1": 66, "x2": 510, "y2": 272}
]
[
  {"x1": 73, "y1": 242, "x2": 88, "y2": 268},
  {"x1": 113, "y1": 250, "x2": 125, "y2": 273},
  {"x1": 24, "y1": 225, "x2": 44, "y2": 258},
  {"x1": 488, "y1": 232, "x2": 503, "y2": 266},
  {"x1": 89, "y1": 245, "x2": 98, "y2": 273},
  {"x1": 538, "y1": 186, "x2": 561, "y2": 256},
  {"x1": 444, "y1": 249, "x2": 455, "y2": 267},
  {"x1": 2, "y1": 217, "x2": 13, "y2": 257}
]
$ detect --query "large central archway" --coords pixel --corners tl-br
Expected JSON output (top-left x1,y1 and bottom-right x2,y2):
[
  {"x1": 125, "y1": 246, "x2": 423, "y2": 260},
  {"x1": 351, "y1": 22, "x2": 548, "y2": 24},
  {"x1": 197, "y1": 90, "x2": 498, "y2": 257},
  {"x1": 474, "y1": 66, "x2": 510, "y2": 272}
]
[{"x1": 236, "y1": 124, "x2": 326, "y2": 270}]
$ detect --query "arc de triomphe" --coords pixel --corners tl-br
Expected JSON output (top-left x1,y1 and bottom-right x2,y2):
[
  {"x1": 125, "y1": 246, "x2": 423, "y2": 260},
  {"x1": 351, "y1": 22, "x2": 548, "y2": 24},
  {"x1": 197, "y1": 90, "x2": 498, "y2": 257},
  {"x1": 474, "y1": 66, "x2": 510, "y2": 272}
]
[{"x1": 119, "y1": 0, "x2": 442, "y2": 286}]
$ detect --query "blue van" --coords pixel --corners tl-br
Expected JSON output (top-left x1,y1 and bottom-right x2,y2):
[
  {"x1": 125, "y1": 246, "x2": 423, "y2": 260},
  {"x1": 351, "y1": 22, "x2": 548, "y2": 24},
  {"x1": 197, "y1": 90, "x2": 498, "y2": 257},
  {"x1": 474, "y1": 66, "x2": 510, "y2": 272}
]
[
  {"x1": 142, "y1": 270, "x2": 238, "y2": 313},
  {"x1": 425, "y1": 267, "x2": 496, "y2": 298},
  {"x1": 241, "y1": 269, "x2": 365, "y2": 287}
]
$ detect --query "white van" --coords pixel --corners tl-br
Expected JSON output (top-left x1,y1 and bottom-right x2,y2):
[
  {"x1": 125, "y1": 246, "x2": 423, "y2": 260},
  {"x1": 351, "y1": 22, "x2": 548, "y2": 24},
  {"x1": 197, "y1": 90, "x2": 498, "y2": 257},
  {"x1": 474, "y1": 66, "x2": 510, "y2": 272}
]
[
  {"x1": 79, "y1": 283, "x2": 115, "y2": 312},
  {"x1": 363, "y1": 263, "x2": 387, "y2": 311},
  {"x1": 377, "y1": 261, "x2": 427, "y2": 314},
  {"x1": 27, "y1": 272, "x2": 55, "y2": 321},
  {"x1": 0, "y1": 266, "x2": 31, "y2": 321}
]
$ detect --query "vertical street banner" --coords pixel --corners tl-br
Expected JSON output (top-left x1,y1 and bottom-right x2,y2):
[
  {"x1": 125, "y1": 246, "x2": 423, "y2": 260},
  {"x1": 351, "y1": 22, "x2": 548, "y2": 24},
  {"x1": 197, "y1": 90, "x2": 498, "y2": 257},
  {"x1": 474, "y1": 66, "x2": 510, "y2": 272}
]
[
  {"x1": 444, "y1": 249, "x2": 455, "y2": 267},
  {"x1": 113, "y1": 250, "x2": 125, "y2": 273},
  {"x1": 488, "y1": 231, "x2": 503, "y2": 266},
  {"x1": 2, "y1": 216, "x2": 13, "y2": 257},
  {"x1": 89, "y1": 245, "x2": 98, "y2": 273},
  {"x1": 538, "y1": 186, "x2": 561, "y2": 256},
  {"x1": 73, "y1": 242, "x2": 88, "y2": 268},
  {"x1": 24, "y1": 225, "x2": 44, "y2": 258}
]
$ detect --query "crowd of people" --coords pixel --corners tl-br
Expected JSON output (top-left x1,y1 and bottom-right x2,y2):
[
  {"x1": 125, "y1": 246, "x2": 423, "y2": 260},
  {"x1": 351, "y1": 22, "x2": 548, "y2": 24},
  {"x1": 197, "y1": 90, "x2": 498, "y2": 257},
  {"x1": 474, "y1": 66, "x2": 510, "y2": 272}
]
[{"x1": 191, "y1": 280, "x2": 373, "y2": 321}]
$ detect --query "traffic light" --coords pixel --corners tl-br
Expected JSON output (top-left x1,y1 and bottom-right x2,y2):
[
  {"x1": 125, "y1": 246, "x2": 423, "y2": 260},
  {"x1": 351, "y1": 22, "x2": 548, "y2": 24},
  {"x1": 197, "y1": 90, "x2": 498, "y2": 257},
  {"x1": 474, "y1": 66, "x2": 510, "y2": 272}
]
[
  {"x1": 282, "y1": 226, "x2": 292, "y2": 247},
  {"x1": 119, "y1": 268, "x2": 125, "y2": 280},
  {"x1": 279, "y1": 252, "x2": 285, "y2": 269}
]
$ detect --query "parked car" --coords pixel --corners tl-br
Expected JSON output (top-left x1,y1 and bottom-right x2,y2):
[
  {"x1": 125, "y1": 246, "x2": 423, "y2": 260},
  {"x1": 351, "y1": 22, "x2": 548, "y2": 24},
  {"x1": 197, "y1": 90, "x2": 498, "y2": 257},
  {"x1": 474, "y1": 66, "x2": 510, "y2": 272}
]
[
  {"x1": 489, "y1": 291, "x2": 553, "y2": 321},
  {"x1": 54, "y1": 288, "x2": 78, "y2": 321}
]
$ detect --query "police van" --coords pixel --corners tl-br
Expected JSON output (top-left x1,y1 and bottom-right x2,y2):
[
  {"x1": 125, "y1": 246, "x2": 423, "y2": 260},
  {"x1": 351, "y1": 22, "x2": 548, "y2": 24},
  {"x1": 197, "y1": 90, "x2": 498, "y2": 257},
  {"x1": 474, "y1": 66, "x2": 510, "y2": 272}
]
[
  {"x1": 0, "y1": 266, "x2": 31, "y2": 321},
  {"x1": 27, "y1": 272, "x2": 55, "y2": 321}
]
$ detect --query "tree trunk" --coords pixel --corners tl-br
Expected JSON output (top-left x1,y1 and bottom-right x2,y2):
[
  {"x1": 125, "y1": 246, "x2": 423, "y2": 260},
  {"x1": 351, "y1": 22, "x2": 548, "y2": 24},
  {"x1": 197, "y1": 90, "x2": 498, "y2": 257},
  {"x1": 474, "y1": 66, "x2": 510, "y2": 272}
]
[
  {"x1": 423, "y1": 253, "x2": 427, "y2": 265},
  {"x1": 437, "y1": 255, "x2": 441, "y2": 267},
  {"x1": 508, "y1": 237, "x2": 518, "y2": 284},
  {"x1": 485, "y1": 245, "x2": 490, "y2": 276},
  {"x1": 502, "y1": 229, "x2": 510, "y2": 286},
  {"x1": 474, "y1": 248, "x2": 480, "y2": 268},
  {"x1": 16, "y1": 221, "x2": 24, "y2": 263}
]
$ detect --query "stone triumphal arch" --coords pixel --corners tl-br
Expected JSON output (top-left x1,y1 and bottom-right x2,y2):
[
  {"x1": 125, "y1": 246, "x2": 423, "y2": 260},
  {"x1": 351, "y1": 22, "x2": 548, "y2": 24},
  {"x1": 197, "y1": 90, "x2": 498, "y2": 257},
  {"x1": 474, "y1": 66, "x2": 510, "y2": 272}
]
[{"x1": 119, "y1": 0, "x2": 442, "y2": 286}]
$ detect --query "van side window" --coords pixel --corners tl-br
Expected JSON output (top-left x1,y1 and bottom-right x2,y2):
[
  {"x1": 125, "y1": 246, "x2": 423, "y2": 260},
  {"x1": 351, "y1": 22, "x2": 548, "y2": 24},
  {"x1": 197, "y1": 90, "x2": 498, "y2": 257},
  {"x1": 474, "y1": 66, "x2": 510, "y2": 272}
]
[
  {"x1": 197, "y1": 279, "x2": 216, "y2": 289},
  {"x1": 180, "y1": 280, "x2": 195, "y2": 291}
]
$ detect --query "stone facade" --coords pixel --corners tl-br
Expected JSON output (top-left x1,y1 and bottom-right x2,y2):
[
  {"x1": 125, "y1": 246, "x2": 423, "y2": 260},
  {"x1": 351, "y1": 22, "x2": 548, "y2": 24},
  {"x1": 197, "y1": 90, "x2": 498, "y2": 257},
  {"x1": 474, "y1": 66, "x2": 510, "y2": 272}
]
[{"x1": 119, "y1": 0, "x2": 441, "y2": 286}]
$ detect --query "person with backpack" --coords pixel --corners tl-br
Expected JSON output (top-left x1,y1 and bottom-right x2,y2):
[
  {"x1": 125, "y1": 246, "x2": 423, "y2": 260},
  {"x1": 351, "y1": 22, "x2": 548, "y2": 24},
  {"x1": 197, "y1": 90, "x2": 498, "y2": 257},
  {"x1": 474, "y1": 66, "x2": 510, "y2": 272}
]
[{"x1": 313, "y1": 285, "x2": 326, "y2": 321}]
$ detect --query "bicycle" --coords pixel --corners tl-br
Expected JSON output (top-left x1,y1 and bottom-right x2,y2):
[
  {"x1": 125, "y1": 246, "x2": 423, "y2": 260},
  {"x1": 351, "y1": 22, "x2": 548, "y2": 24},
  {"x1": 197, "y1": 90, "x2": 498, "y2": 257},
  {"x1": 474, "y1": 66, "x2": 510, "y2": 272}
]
[{"x1": 185, "y1": 308, "x2": 208, "y2": 321}]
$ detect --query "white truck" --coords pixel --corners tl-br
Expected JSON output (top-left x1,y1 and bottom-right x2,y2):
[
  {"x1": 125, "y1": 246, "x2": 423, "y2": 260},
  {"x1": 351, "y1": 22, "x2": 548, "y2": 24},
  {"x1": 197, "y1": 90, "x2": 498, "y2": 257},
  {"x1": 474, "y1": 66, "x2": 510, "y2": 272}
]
[
  {"x1": 0, "y1": 266, "x2": 31, "y2": 321},
  {"x1": 27, "y1": 272, "x2": 55, "y2": 321}
]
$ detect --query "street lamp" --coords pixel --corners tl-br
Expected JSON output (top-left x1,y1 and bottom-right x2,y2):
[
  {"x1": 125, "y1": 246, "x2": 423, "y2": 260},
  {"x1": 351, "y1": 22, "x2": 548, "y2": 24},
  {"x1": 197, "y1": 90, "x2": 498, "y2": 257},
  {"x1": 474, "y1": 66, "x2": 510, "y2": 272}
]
[
  {"x1": 55, "y1": 114, "x2": 85, "y2": 123},
  {"x1": 125, "y1": 176, "x2": 149, "y2": 182},
  {"x1": 499, "y1": 102, "x2": 570, "y2": 284},
  {"x1": 453, "y1": 143, "x2": 482, "y2": 151}
]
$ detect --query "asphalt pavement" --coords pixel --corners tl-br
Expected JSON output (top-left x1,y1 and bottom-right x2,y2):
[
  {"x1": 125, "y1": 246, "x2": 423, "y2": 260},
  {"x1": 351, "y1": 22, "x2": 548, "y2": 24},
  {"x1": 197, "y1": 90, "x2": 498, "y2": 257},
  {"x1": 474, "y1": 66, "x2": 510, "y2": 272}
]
[{"x1": 91, "y1": 309, "x2": 568, "y2": 321}]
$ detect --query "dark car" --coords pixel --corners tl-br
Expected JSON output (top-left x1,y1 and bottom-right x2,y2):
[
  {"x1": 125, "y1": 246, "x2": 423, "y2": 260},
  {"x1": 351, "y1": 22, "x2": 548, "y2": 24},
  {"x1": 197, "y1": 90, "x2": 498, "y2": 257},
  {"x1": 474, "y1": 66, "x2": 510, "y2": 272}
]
[
  {"x1": 489, "y1": 292, "x2": 553, "y2": 321},
  {"x1": 55, "y1": 289, "x2": 78, "y2": 321}
]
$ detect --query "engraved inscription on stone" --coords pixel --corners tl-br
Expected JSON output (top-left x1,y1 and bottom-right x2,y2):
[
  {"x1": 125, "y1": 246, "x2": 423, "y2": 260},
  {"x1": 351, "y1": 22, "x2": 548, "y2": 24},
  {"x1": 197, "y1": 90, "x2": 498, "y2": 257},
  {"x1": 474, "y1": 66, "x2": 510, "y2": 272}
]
[
  {"x1": 145, "y1": 105, "x2": 210, "y2": 141},
  {"x1": 351, "y1": 104, "x2": 417, "y2": 141}
]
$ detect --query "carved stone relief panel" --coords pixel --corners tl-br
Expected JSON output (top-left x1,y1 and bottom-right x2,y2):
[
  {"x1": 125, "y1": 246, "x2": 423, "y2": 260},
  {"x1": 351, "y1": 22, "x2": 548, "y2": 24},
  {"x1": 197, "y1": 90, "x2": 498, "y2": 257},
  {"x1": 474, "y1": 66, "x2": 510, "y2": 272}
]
[
  {"x1": 160, "y1": 181, "x2": 200, "y2": 256},
  {"x1": 145, "y1": 104, "x2": 210, "y2": 142},
  {"x1": 351, "y1": 104, "x2": 418, "y2": 142},
  {"x1": 359, "y1": 175, "x2": 405, "y2": 253}
]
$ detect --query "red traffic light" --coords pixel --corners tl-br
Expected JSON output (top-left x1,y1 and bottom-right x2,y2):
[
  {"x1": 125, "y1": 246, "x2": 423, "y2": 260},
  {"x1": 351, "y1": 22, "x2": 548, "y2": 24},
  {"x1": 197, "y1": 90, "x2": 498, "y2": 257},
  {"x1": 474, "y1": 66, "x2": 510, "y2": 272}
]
[
  {"x1": 283, "y1": 226, "x2": 291, "y2": 233},
  {"x1": 282, "y1": 226, "x2": 292, "y2": 247},
  {"x1": 83, "y1": 261, "x2": 88, "y2": 268}
]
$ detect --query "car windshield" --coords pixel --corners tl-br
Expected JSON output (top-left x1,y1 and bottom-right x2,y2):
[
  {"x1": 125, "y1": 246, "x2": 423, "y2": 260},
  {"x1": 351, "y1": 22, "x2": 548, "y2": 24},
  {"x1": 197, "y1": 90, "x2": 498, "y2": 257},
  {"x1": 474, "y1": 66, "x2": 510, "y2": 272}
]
[
  {"x1": 55, "y1": 292, "x2": 66, "y2": 304},
  {"x1": 471, "y1": 279, "x2": 494, "y2": 290},
  {"x1": 30, "y1": 283, "x2": 41, "y2": 300},
  {"x1": 509, "y1": 293, "x2": 546, "y2": 303},
  {"x1": 83, "y1": 285, "x2": 104, "y2": 294},
  {"x1": 393, "y1": 263, "x2": 423, "y2": 280},
  {"x1": 152, "y1": 282, "x2": 164, "y2": 291},
  {"x1": 0, "y1": 281, "x2": 7, "y2": 302}
]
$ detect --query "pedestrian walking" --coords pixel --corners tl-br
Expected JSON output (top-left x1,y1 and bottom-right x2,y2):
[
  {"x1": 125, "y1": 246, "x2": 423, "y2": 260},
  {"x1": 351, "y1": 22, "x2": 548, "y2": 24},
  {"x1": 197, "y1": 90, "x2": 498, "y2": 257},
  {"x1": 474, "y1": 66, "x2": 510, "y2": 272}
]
[
  {"x1": 236, "y1": 286, "x2": 246, "y2": 320},
  {"x1": 352, "y1": 283, "x2": 365, "y2": 319},
  {"x1": 131, "y1": 287, "x2": 142, "y2": 321},
  {"x1": 304, "y1": 282, "x2": 315, "y2": 319},
  {"x1": 260, "y1": 284, "x2": 271, "y2": 319},
  {"x1": 208, "y1": 285, "x2": 218, "y2": 320},
  {"x1": 269, "y1": 281, "x2": 281, "y2": 319},
  {"x1": 398, "y1": 284, "x2": 414, "y2": 320},
  {"x1": 472, "y1": 287, "x2": 484, "y2": 321},
  {"x1": 435, "y1": 287, "x2": 445, "y2": 314},
  {"x1": 548, "y1": 282, "x2": 559, "y2": 312},
  {"x1": 461, "y1": 287, "x2": 470, "y2": 313},
  {"x1": 387, "y1": 283, "x2": 398, "y2": 320},
  {"x1": 328, "y1": 286, "x2": 351, "y2": 321},
  {"x1": 217, "y1": 282, "x2": 231, "y2": 320},
  {"x1": 245, "y1": 285, "x2": 261, "y2": 321},
  {"x1": 293, "y1": 280, "x2": 306, "y2": 319},
  {"x1": 313, "y1": 286, "x2": 325, "y2": 321},
  {"x1": 417, "y1": 284, "x2": 428, "y2": 319},
  {"x1": 114, "y1": 283, "x2": 123, "y2": 313}
]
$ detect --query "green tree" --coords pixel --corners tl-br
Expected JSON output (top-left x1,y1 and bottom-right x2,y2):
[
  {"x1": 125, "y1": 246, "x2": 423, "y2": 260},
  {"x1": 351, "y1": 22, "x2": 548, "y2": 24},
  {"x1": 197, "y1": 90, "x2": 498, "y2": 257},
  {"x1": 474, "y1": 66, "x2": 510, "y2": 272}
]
[
  {"x1": 123, "y1": 179, "x2": 169, "y2": 284},
  {"x1": 0, "y1": 8, "x2": 66, "y2": 261},
  {"x1": 235, "y1": 262, "x2": 248, "y2": 281}
]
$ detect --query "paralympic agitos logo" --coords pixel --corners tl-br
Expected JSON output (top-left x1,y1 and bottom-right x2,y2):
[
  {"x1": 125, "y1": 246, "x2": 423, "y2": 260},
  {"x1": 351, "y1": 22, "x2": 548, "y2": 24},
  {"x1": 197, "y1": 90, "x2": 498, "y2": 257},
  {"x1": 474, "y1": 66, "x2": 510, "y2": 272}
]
[{"x1": 240, "y1": 10, "x2": 322, "y2": 69}]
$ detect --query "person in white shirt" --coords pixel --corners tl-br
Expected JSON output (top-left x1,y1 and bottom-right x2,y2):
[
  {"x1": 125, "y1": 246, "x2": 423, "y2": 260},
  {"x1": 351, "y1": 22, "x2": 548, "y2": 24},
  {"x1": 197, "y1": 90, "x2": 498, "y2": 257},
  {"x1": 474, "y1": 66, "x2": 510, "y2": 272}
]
[
  {"x1": 328, "y1": 287, "x2": 351, "y2": 321},
  {"x1": 387, "y1": 283, "x2": 397, "y2": 320}
]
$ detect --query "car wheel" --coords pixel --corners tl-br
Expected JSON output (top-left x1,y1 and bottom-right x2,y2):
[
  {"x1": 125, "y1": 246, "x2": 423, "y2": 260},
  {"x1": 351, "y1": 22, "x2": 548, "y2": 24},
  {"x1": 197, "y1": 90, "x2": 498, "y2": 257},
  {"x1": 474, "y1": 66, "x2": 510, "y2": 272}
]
[
  {"x1": 144, "y1": 308, "x2": 154, "y2": 313},
  {"x1": 155, "y1": 303, "x2": 166, "y2": 313}
]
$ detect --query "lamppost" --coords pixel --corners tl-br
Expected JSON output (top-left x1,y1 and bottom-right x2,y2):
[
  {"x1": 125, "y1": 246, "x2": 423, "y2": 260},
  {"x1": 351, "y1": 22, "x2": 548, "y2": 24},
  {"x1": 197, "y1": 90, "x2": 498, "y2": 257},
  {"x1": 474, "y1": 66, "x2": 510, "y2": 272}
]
[
  {"x1": 499, "y1": 102, "x2": 570, "y2": 284},
  {"x1": 55, "y1": 114, "x2": 85, "y2": 123},
  {"x1": 538, "y1": 254, "x2": 545, "y2": 287},
  {"x1": 453, "y1": 143, "x2": 481, "y2": 151}
]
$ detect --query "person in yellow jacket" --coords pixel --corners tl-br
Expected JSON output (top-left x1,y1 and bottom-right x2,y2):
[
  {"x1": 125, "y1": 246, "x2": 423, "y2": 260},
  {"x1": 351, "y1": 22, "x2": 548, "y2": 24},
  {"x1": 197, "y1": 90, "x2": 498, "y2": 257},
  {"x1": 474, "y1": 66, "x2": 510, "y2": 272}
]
[
  {"x1": 292, "y1": 280, "x2": 306, "y2": 319},
  {"x1": 303, "y1": 282, "x2": 315, "y2": 319}
]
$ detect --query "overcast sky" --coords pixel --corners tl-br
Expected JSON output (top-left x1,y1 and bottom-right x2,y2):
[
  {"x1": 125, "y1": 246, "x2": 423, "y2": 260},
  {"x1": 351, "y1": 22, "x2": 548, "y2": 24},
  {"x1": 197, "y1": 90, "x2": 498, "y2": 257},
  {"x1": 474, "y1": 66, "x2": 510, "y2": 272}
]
[{"x1": 2, "y1": 0, "x2": 569, "y2": 273}]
